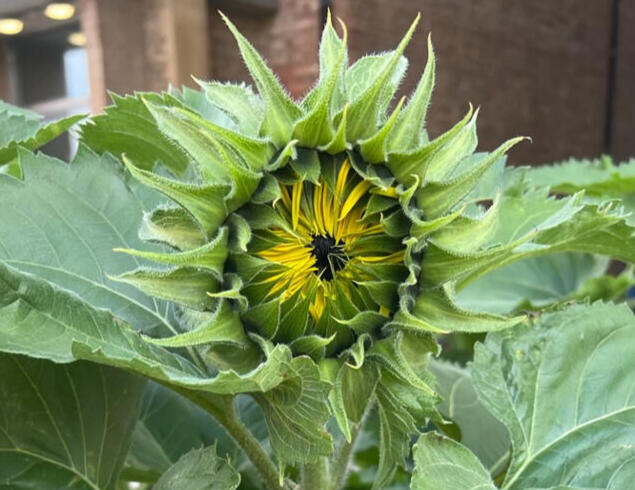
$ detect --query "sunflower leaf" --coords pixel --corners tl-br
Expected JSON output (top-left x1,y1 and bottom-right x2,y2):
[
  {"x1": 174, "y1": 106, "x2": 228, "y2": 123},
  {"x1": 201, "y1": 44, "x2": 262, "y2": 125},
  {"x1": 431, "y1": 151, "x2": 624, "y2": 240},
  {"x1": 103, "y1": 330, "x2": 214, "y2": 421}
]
[
  {"x1": 0, "y1": 113, "x2": 85, "y2": 168},
  {"x1": 0, "y1": 354, "x2": 145, "y2": 490},
  {"x1": 472, "y1": 302, "x2": 635, "y2": 489},
  {"x1": 411, "y1": 433, "x2": 497, "y2": 490},
  {"x1": 255, "y1": 355, "x2": 333, "y2": 465},
  {"x1": 0, "y1": 261, "x2": 297, "y2": 396},
  {"x1": 154, "y1": 445, "x2": 240, "y2": 490},
  {"x1": 429, "y1": 359, "x2": 510, "y2": 473},
  {"x1": 80, "y1": 92, "x2": 191, "y2": 175},
  {"x1": 517, "y1": 155, "x2": 635, "y2": 197},
  {"x1": 0, "y1": 147, "x2": 173, "y2": 333},
  {"x1": 124, "y1": 383, "x2": 263, "y2": 483},
  {"x1": 455, "y1": 253, "x2": 608, "y2": 314}
]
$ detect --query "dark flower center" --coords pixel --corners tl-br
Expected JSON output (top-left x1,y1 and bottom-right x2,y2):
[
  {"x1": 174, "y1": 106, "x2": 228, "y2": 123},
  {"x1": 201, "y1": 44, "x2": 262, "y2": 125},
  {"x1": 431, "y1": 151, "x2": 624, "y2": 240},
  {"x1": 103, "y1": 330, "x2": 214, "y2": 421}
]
[{"x1": 309, "y1": 234, "x2": 347, "y2": 281}]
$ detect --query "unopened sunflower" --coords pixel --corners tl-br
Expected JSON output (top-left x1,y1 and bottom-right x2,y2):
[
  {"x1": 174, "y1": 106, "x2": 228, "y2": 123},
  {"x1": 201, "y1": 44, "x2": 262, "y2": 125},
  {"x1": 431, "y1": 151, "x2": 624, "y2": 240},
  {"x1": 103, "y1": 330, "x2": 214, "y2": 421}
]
[{"x1": 101, "y1": 11, "x2": 524, "y2": 486}]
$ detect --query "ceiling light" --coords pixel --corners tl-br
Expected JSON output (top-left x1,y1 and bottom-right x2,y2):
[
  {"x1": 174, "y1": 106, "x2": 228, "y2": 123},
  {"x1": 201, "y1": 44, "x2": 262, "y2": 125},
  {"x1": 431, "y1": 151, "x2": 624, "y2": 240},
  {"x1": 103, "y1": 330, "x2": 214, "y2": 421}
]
[
  {"x1": 44, "y1": 3, "x2": 76, "y2": 21},
  {"x1": 0, "y1": 18, "x2": 24, "y2": 35},
  {"x1": 68, "y1": 31, "x2": 86, "y2": 47}
]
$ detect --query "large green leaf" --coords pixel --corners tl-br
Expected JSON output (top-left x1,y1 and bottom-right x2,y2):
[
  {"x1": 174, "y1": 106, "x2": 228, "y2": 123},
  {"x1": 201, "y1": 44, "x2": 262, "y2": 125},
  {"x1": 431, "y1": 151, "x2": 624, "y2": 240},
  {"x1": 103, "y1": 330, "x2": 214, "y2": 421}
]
[
  {"x1": 124, "y1": 385, "x2": 268, "y2": 488},
  {"x1": 255, "y1": 355, "x2": 332, "y2": 466},
  {"x1": 0, "y1": 260, "x2": 294, "y2": 394},
  {"x1": 0, "y1": 113, "x2": 85, "y2": 166},
  {"x1": 0, "y1": 147, "x2": 172, "y2": 333},
  {"x1": 0, "y1": 107, "x2": 42, "y2": 147},
  {"x1": 516, "y1": 156, "x2": 635, "y2": 197},
  {"x1": 429, "y1": 360, "x2": 509, "y2": 474},
  {"x1": 411, "y1": 433, "x2": 496, "y2": 490},
  {"x1": 154, "y1": 445, "x2": 240, "y2": 490},
  {"x1": 422, "y1": 190, "x2": 635, "y2": 290},
  {"x1": 455, "y1": 253, "x2": 607, "y2": 314},
  {"x1": 0, "y1": 354, "x2": 145, "y2": 489},
  {"x1": 79, "y1": 93, "x2": 191, "y2": 175},
  {"x1": 370, "y1": 333, "x2": 439, "y2": 489},
  {"x1": 0, "y1": 262, "x2": 332, "y2": 474},
  {"x1": 472, "y1": 302, "x2": 635, "y2": 489},
  {"x1": 123, "y1": 383, "x2": 235, "y2": 482}
]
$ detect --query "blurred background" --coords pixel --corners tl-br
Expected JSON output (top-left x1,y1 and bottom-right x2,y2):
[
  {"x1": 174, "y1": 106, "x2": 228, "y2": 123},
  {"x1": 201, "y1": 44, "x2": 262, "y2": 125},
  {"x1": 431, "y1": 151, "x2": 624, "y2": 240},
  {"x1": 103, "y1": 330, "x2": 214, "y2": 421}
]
[{"x1": 0, "y1": 0, "x2": 631, "y2": 165}]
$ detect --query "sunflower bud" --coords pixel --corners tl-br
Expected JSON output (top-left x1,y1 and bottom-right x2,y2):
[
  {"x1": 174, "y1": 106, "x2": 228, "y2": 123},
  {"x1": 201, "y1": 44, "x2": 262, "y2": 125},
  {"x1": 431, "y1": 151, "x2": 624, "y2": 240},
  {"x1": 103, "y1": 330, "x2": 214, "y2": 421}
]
[{"x1": 106, "y1": 11, "x2": 524, "y2": 481}]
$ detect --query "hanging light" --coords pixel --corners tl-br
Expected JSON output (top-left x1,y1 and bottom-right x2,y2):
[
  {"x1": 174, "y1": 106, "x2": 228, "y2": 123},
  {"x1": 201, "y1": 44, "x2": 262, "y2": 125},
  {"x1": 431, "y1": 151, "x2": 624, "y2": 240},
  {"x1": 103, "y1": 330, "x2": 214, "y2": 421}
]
[
  {"x1": 44, "y1": 3, "x2": 76, "y2": 21},
  {"x1": 68, "y1": 31, "x2": 86, "y2": 47},
  {"x1": 0, "y1": 18, "x2": 24, "y2": 35}
]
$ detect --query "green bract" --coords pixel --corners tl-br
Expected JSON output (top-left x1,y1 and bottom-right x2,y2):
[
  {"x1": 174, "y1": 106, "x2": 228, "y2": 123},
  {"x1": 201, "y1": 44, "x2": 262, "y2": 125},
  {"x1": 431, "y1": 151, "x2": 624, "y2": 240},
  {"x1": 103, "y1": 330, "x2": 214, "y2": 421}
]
[{"x1": 0, "y1": 12, "x2": 634, "y2": 490}]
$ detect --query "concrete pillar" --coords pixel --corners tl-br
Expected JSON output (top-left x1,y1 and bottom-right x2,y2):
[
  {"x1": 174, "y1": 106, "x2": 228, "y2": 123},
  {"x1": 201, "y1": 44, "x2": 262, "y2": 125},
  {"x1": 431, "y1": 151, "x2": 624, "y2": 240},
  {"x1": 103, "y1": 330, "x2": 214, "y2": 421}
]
[{"x1": 80, "y1": 0, "x2": 210, "y2": 112}]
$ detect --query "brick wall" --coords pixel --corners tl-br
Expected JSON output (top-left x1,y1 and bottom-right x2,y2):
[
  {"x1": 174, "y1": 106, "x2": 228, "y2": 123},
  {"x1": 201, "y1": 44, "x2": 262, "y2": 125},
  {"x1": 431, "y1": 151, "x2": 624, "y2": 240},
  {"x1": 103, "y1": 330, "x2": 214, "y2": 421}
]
[
  {"x1": 209, "y1": 0, "x2": 320, "y2": 98},
  {"x1": 333, "y1": 0, "x2": 615, "y2": 165}
]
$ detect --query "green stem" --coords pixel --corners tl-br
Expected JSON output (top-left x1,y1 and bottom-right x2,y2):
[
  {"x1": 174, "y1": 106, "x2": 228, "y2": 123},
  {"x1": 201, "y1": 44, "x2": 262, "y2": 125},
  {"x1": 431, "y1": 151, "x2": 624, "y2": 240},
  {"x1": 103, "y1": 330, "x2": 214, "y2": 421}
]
[
  {"x1": 328, "y1": 404, "x2": 372, "y2": 490},
  {"x1": 176, "y1": 389, "x2": 283, "y2": 490},
  {"x1": 301, "y1": 457, "x2": 329, "y2": 490}
]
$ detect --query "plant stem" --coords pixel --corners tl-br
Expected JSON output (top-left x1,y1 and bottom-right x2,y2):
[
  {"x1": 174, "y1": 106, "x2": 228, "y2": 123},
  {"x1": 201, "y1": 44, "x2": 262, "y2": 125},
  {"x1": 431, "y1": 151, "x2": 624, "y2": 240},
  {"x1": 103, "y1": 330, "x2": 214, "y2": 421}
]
[
  {"x1": 328, "y1": 405, "x2": 372, "y2": 490},
  {"x1": 217, "y1": 407, "x2": 283, "y2": 490},
  {"x1": 301, "y1": 457, "x2": 329, "y2": 490},
  {"x1": 176, "y1": 388, "x2": 283, "y2": 490}
]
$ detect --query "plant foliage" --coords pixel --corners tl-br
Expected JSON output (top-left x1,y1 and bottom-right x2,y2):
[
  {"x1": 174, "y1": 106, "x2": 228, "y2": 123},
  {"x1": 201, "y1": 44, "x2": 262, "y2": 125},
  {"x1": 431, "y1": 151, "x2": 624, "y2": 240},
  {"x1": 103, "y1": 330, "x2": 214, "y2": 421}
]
[{"x1": 0, "y1": 11, "x2": 633, "y2": 490}]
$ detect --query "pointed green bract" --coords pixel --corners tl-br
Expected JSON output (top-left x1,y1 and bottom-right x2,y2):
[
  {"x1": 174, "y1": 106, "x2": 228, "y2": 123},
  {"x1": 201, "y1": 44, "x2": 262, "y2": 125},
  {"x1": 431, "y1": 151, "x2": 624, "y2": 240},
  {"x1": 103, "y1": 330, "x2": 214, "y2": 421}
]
[
  {"x1": 112, "y1": 267, "x2": 218, "y2": 311},
  {"x1": 140, "y1": 206, "x2": 206, "y2": 251},
  {"x1": 293, "y1": 14, "x2": 347, "y2": 147},
  {"x1": 148, "y1": 102, "x2": 273, "y2": 174},
  {"x1": 346, "y1": 15, "x2": 420, "y2": 141},
  {"x1": 388, "y1": 35, "x2": 435, "y2": 152},
  {"x1": 123, "y1": 155, "x2": 231, "y2": 236},
  {"x1": 417, "y1": 136, "x2": 525, "y2": 219},
  {"x1": 386, "y1": 105, "x2": 474, "y2": 185},
  {"x1": 144, "y1": 301, "x2": 248, "y2": 347},
  {"x1": 197, "y1": 79, "x2": 264, "y2": 136},
  {"x1": 115, "y1": 227, "x2": 229, "y2": 277},
  {"x1": 359, "y1": 97, "x2": 405, "y2": 163},
  {"x1": 320, "y1": 104, "x2": 349, "y2": 153},
  {"x1": 411, "y1": 285, "x2": 525, "y2": 333},
  {"x1": 429, "y1": 198, "x2": 500, "y2": 254},
  {"x1": 220, "y1": 12, "x2": 302, "y2": 147}
]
